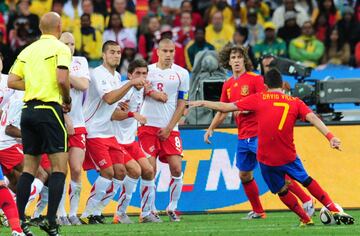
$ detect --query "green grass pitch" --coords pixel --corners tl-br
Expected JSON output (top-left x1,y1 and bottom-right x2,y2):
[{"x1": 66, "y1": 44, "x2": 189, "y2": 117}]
[{"x1": 2, "y1": 210, "x2": 360, "y2": 235}]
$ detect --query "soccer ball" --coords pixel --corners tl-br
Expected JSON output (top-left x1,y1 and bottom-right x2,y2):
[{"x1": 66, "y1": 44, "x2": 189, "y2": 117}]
[{"x1": 319, "y1": 203, "x2": 343, "y2": 225}]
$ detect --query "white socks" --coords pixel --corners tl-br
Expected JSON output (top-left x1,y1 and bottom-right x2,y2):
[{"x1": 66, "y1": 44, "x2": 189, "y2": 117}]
[
  {"x1": 140, "y1": 178, "x2": 155, "y2": 217},
  {"x1": 69, "y1": 181, "x2": 82, "y2": 217},
  {"x1": 167, "y1": 174, "x2": 183, "y2": 212},
  {"x1": 116, "y1": 176, "x2": 138, "y2": 214}
]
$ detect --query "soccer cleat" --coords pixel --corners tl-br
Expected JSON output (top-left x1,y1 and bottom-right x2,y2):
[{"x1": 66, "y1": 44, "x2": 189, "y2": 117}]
[
  {"x1": 303, "y1": 198, "x2": 316, "y2": 217},
  {"x1": 299, "y1": 219, "x2": 315, "y2": 227},
  {"x1": 166, "y1": 210, "x2": 180, "y2": 222},
  {"x1": 39, "y1": 220, "x2": 60, "y2": 236},
  {"x1": 68, "y1": 215, "x2": 82, "y2": 225},
  {"x1": 93, "y1": 215, "x2": 106, "y2": 224},
  {"x1": 332, "y1": 211, "x2": 355, "y2": 225},
  {"x1": 29, "y1": 215, "x2": 45, "y2": 226},
  {"x1": 0, "y1": 211, "x2": 9, "y2": 227},
  {"x1": 57, "y1": 216, "x2": 71, "y2": 226},
  {"x1": 12, "y1": 231, "x2": 26, "y2": 236},
  {"x1": 79, "y1": 215, "x2": 97, "y2": 225},
  {"x1": 113, "y1": 213, "x2": 133, "y2": 224},
  {"x1": 241, "y1": 211, "x2": 266, "y2": 220},
  {"x1": 20, "y1": 221, "x2": 34, "y2": 236},
  {"x1": 139, "y1": 213, "x2": 163, "y2": 223}
]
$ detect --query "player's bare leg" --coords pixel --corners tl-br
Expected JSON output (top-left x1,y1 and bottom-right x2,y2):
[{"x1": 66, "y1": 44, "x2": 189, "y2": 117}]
[
  {"x1": 114, "y1": 159, "x2": 140, "y2": 224},
  {"x1": 240, "y1": 171, "x2": 266, "y2": 219},
  {"x1": 166, "y1": 155, "x2": 183, "y2": 222},
  {"x1": 67, "y1": 147, "x2": 85, "y2": 225}
]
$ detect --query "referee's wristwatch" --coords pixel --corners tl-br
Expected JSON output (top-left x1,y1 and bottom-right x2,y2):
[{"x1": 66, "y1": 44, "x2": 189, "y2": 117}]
[{"x1": 63, "y1": 96, "x2": 72, "y2": 104}]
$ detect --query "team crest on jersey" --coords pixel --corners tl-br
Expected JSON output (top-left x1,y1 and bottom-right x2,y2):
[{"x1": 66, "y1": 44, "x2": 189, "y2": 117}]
[
  {"x1": 227, "y1": 88, "x2": 231, "y2": 99},
  {"x1": 241, "y1": 85, "x2": 249, "y2": 96}
]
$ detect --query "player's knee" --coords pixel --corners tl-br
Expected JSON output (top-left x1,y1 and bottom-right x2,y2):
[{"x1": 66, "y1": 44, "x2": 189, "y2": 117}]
[
  {"x1": 302, "y1": 176, "x2": 313, "y2": 187},
  {"x1": 70, "y1": 165, "x2": 82, "y2": 180},
  {"x1": 100, "y1": 168, "x2": 115, "y2": 180},
  {"x1": 239, "y1": 172, "x2": 253, "y2": 183},
  {"x1": 278, "y1": 188, "x2": 289, "y2": 196},
  {"x1": 141, "y1": 165, "x2": 154, "y2": 180},
  {"x1": 170, "y1": 166, "x2": 182, "y2": 177}
]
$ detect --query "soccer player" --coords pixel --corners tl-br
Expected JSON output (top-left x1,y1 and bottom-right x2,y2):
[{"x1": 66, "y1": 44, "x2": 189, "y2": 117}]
[
  {"x1": 190, "y1": 68, "x2": 355, "y2": 226},
  {"x1": 0, "y1": 53, "x2": 15, "y2": 113},
  {"x1": 138, "y1": 38, "x2": 190, "y2": 222},
  {"x1": 204, "y1": 44, "x2": 314, "y2": 219},
  {"x1": 112, "y1": 59, "x2": 167, "y2": 223},
  {"x1": 58, "y1": 32, "x2": 90, "y2": 225},
  {"x1": 80, "y1": 40, "x2": 145, "y2": 224},
  {"x1": 0, "y1": 165, "x2": 24, "y2": 236}
]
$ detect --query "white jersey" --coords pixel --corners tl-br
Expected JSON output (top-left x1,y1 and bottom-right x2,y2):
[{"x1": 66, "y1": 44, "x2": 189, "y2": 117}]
[
  {"x1": 83, "y1": 65, "x2": 122, "y2": 138},
  {"x1": 140, "y1": 63, "x2": 189, "y2": 130},
  {"x1": 0, "y1": 95, "x2": 24, "y2": 150},
  {"x1": 0, "y1": 74, "x2": 15, "y2": 110},
  {"x1": 113, "y1": 81, "x2": 144, "y2": 144},
  {"x1": 68, "y1": 56, "x2": 90, "y2": 128}
]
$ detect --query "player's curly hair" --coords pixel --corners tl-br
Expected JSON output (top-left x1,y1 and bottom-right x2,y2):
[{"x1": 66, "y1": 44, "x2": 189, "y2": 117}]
[{"x1": 219, "y1": 43, "x2": 254, "y2": 71}]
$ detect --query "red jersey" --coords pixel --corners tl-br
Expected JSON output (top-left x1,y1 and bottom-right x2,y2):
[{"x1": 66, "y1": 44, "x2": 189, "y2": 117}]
[
  {"x1": 220, "y1": 72, "x2": 265, "y2": 139},
  {"x1": 234, "y1": 91, "x2": 312, "y2": 166}
]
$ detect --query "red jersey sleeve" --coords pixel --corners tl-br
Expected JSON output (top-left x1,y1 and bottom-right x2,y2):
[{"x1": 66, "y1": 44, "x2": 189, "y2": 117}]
[
  {"x1": 297, "y1": 98, "x2": 313, "y2": 121},
  {"x1": 254, "y1": 75, "x2": 266, "y2": 93},
  {"x1": 220, "y1": 80, "x2": 230, "y2": 102},
  {"x1": 234, "y1": 94, "x2": 259, "y2": 111}
]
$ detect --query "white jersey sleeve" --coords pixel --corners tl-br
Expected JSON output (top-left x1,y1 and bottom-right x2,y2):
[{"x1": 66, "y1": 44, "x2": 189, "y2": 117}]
[
  {"x1": 68, "y1": 56, "x2": 91, "y2": 128},
  {"x1": 0, "y1": 74, "x2": 15, "y2": 110},
  {"x1": 6, "y1": 99, "x2": 23, "y2": 129}
]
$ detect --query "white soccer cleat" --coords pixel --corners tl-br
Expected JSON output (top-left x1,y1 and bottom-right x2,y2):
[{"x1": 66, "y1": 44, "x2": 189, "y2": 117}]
[
  {"x1": 12, "y1": 231, "x2": 26, "y2": 236},
  {"x1": 139, "y1": 213, "x2": 163, "y2": 223},
  {"x1": 166, "y1": 209, "x2": 180, "y2": 222},
  {"x1": 241, "y1": 211, "x2": 266, "y2": 220},
  {"x1": 113, "y1": 213, "x2": 133, "y2": 224}
]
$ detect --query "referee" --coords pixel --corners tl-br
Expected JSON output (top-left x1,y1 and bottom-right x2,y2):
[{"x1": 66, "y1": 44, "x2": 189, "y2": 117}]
[{"x1": 8, "y1": 12, "x2": 72, "y2": 236}]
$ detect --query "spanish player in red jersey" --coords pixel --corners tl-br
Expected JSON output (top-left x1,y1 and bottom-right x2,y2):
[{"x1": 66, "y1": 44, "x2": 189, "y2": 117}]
[
  {"x1": 190, "y1": 68, "x2": 355, "y2": 226},
  {"x1": 205, "y1": 44, "x2": 314, "y2": 219}
]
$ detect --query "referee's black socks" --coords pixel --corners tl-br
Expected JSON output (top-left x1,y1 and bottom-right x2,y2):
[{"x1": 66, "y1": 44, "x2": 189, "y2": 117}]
[
  {"x1": 16, "y1": 172, "x2": 34, "y2": 221},
  {"x1": 47, "y1": 172, "x2": 66, "y2": 225}
]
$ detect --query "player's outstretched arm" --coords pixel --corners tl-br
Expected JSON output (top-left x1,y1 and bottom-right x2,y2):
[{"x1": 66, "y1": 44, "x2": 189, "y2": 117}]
[
  {"x1": 189, "y1": 100, "x2": 238, "y2": 113},
  {"x1": 111, "y1": 108, "x2": 147, "y2": 125},
  {"x1": 64, "y1": 113, "x2": 75, "y2": 135},
  {"x1": 103, "y1": 77, "x2": 146, "y2": 105},
  {"x1": 5, "y1": 125, "x2": 21, "y2": 138},
  {"x1": 70, "y1": 75, "x2": 89, "y2": 91},
  {"x1": 306, "y1": 112, "x2": 341, "y2": 150},
  {"x1": 158, "y1": 99, "x2": 186, "y2": 140},
  {"x1": 8, "y1": 74, "x2": 25, "y2": 90}
]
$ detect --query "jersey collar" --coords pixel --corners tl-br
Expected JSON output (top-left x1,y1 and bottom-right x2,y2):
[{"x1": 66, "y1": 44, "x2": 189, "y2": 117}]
[{"x1": 40, "y1": 34, "x2": 58, "y2": 40}]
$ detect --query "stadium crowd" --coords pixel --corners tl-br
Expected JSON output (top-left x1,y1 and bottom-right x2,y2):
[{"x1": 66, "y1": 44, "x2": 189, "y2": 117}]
[{"x1": 0, "y1": 0, "x2": 359, "y2": 75}]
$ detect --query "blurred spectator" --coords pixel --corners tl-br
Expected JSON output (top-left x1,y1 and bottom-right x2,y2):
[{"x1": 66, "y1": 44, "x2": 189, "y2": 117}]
[
  {"x1": 162, "y1": 0, "x2": 183, "y2": 16},
  {"x1": 232, "y1": 26, "x2": 257, "y2": 68},
  {"x1": 112, "y1": 0, "x2": 138, "y2": 32},
  {"x1": 7, "y1": 0, "x2": 40, "y2": 37},
  {"x1": 322, "y1": 27, "x2": 351, "y2": 65},
  {"x1": 0, "y1": 10, "x2": 6, "y2": 43},
  {"x1": 312, "y1": 0, "x2": 341, "y2": 28},
  {"x1": 74, "y1": 13, "x2": 102, "y2": 64},
  {"x1": 173, "y1": 11, "x2": 195, "y2": 47},
  {"x1": 205, "y1": 0, "x2": 234, "y2": 26},
  {"x1": 0, "y1": 0, "x2": 8, "y2": 15},
  {"x1": 82, "y1": 0, "x2": 106, "y2": 32},
  {"x1": 135, "y1": 0, "x2": 150, "y2": 23},
  {"x1": 238, "y1": 0, "x2": 271, "y2": 26},
  {"x1": 150, "y1": 25, "x2": 186, "y2": 68},
  {"x1": 93, "y1": 0, "x2": 108, "y2": 18},
  {"x1": 0, "y1": 31, "x2": 13, "y2": 73},
  {"x1": 185, "y1": 26, "x2": 215, "y2": 70},
  {"x1": 173, "y1": 0, "x2": 204, "y2": 27},
  {"x1": 52, "y1": 0, "x2": 73, "y2": 32},
  {"x1": 8, "y1": 16, "x2": 35, "y2": 51},
  {"x1": 289, "y1": 21, "x2": 324, "y2": 68},
  {"x1": 246, "y1": 8, "x2": 264, "y2": 46},
  {"x1": 147, "y1": 0, "x2": 164, "y2": 21},
  {"x1": 297, "y1": 0, "x2": 317, "y2": 16},
  {"x1": 64, "y1": 0, "x2": 83, "y2": 20},
  {"x1": 205, "y1": 11, "x2": 234, "y2": 51},
  {"x1": 336, "y1": 6, "x2": 360, "y2": 50},
  {"x1": 138, "y1": 15, "x2": 160, "y2": 62},
  {"x1": 313, "y1": 12, "x2": 328, "y2": 41},
  {"x1": 272, "y1": 0, "x2": 309, "y2": 28},
  {"x1": 29, "y1": 0, "x2": 53, "y2": 17},
  {"x1": 355, "y1": 41, "x2": 360, "y2": 67},
  {"x1": 102, "y1": 12, "x2": 136, "y2": 48},
  {"x1": 253, "y1": 22, "x2": 286, "y2": 59},
  {"x1": 278, "y1": 11, "x2": 301, "y2": 46},
  {"x1": 119, "y1": 40, "x2": 142, "y2": 76}
]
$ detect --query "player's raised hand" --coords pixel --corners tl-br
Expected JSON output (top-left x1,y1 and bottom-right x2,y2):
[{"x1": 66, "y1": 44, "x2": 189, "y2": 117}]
[
  {"x1": 330, "y1": 137, "x2": 341, "y2": 151},
  {"x1": 204, "y1": 129, "x2": 213, "y2": 144},
  {"x1": 131, "y1": 77, "x2": 146, "y2": 86},
  {"x1": 153, "y1": 91, "x2": 168, "y2": 103},
  {"x1": 118, "y1": 101, "x2": 129, "y2": 111},
  {"x1": 157, "y1": 127, "x2": 171, "y2": 141},
  {"x1": 134, "y1": 112, "x2": 147, "y2": 125}
]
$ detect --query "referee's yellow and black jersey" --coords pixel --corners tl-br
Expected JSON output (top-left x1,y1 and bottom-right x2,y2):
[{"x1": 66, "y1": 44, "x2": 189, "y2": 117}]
[{"x1": 10, "y1": 34, "x2": 72, "y2": 105}]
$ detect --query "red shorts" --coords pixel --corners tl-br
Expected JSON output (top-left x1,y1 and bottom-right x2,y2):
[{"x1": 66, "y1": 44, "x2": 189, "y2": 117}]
[
  {"x1": 138, "y1": 126, "x2": 183, "y2": 163},
  {"x1": 83, "y1": 137, "x2": 132, "y2": 171},
  {"x1": 40, "y1": 154, "x2": 51, "y2": 170},
  {"x1": 68, "y1": 127, "x2": 87, "y2": 150},
  {"x1": 120, "y1": 141, "x2": 146, "y2": 161},
  {"x1": 0, "y1": 144, "x2": 24, "y2": 175}
]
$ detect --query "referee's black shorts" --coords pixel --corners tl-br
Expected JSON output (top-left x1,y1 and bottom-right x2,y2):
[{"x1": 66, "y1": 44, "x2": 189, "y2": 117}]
[{"x1": 21, "y1": 100, "x2": 68, "y2": 155}]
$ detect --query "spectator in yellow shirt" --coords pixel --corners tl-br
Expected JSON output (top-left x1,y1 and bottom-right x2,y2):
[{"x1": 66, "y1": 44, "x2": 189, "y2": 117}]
[
  {"x1": 29, "y1": 0, "x2": 53, "y2": 17},
  {"x1": 112, "y1": 0, "x2": 138, "y2": 33},
  {"x1": 205, "y1": 0, "x2": 234, "y2": 26},
  {"x1": 239, "y1": 0, "x2": 271, "y2": 26},
  {"x1": 52, "y1": 0, "x2": 73, "y2": 32},
  {"x1": 82, "y1": 0, "x2": 106, "y2": 32},
  {"x1": 205, "y1": 11, "x2": 234, "y2": 51}
]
